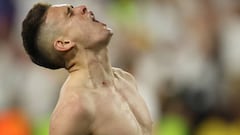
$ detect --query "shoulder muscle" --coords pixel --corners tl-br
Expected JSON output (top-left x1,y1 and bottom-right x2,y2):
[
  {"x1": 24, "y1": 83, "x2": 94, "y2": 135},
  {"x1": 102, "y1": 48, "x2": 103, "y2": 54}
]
[{"x1": 50, "y1": 93, "x2": 94, "y2": 135}]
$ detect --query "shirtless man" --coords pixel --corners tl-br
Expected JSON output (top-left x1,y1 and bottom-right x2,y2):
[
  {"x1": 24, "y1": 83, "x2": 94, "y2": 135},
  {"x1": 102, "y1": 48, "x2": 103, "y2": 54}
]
[{"x1": 21, "y1": 3, "x2": 153, "y2": 135}]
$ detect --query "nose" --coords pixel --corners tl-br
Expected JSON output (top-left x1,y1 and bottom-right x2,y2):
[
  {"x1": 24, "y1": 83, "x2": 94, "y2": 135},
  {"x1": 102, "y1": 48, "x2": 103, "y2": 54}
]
[{"x1": 77, "y1": 5, "x2": 87, "y2": 15}]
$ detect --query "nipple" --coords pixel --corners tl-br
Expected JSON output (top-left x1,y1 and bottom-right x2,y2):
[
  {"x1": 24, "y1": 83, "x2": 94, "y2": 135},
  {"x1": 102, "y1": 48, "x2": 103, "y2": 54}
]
[{"x1": 102, "y1": 81, "x2": 107, "y2": 86}]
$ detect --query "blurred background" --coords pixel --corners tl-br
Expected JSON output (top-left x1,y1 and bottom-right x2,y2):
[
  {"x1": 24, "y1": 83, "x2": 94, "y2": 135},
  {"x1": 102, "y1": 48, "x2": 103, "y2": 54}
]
[{"x1": 1, "y1": 0, "x2": 240, "y2": 135}]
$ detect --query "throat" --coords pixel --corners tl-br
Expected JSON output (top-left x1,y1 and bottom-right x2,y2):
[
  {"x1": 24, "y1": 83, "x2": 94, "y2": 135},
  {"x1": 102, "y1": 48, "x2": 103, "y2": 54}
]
[
  {"x1": 67, "y1": 47, "x2": 114, "y2": 88},
  {"x1": 86, "y1": 49, "x2": 113, "y2": 88}
]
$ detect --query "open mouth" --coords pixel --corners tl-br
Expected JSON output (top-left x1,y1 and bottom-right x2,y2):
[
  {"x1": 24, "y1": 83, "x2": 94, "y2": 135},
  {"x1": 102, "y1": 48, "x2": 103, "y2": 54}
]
[
  {"x1": 89, "y1": 11, "x2": 106, "y2": 26},
  {"x1": 89, "y1": 11, "x2": 97, "y2": 22}
]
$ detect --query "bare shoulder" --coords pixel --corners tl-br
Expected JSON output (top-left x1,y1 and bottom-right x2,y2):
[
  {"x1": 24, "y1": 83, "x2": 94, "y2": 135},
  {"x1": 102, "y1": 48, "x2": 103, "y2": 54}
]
[
  {"x1": 50, "y1": 89, "x2": 95, "y2": 135},
  {"x1": 112, "y1": 67, "x2": 137, "y2": 85},
  {"x1": 58, "y1": 86, "x2": 95, "y2": 114}
]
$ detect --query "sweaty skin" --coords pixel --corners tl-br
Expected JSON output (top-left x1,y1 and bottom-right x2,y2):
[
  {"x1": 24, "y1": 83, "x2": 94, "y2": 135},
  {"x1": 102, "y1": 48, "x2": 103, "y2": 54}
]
[{"x1": 45, "y1": 4, "x2": 153, "y2": 135}]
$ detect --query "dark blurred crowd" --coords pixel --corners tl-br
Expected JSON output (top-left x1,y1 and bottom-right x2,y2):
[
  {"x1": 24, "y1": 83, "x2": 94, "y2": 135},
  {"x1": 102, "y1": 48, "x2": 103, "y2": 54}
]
[{"x1": 1, "y1": 0, "x2": 240, "y2": 135}]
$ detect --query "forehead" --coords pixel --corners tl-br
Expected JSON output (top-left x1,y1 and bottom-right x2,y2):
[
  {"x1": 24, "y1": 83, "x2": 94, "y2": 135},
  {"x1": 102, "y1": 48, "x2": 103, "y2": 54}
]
[{"x1": 45, "y1": 4, "x2": 70, "y2": 24}]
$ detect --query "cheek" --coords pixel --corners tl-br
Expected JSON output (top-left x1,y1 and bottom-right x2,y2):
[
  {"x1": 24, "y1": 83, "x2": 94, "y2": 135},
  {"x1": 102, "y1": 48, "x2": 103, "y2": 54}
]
[
  {"x1": 66, "y1": 21, "x2": 88, "y2": 39},
  {"x1": 67, "y1": 20, "x2": 111, "y2": 45}
]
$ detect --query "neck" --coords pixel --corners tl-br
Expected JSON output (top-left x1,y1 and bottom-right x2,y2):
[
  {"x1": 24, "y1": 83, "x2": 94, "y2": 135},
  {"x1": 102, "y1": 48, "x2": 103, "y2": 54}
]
[{"x1": 65, "y1": 47, "x2": 114, "y2": 88}]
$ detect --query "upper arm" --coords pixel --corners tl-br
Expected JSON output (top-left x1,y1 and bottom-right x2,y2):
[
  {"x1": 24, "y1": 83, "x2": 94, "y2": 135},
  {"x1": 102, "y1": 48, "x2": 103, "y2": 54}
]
[{"x1": 50, "y1": 95, "x2": 94, "y2": 135}]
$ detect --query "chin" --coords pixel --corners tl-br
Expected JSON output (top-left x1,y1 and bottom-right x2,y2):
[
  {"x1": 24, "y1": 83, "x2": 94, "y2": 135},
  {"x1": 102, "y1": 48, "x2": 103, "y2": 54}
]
[
  {"x1": 87, "y1": 33, "x2": 112, "y2": 49},
  {"x1": 97, "y1": 29, "x2": 113, "y2": 45},
  {"x1": 98, "y1": 35, "x2": 112, "y2": 47}
]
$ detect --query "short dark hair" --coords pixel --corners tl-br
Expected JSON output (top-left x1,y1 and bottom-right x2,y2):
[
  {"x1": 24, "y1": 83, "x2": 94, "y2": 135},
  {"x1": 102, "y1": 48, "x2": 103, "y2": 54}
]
[{"x1": 21, "y1": 3, "x2": 64, "y2": 69}]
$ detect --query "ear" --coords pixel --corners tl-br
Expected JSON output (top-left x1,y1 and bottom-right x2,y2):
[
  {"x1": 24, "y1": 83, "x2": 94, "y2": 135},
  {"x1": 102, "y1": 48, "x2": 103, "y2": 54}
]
[{"x1": 53, "y1": 39, "x2": 75, "y2": 52}]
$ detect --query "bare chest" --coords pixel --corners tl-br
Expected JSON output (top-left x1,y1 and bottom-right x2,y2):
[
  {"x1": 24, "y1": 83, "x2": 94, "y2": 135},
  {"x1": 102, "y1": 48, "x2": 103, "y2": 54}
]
[{"x1": 90, "y1": 80, "x2": 152, "y2": 135}]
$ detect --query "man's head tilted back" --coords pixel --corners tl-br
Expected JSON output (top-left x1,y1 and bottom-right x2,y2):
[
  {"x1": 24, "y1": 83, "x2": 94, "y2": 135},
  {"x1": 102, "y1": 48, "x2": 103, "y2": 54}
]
[{"x1": 21, "y1": 3, "x2": 113, "y2": 69}]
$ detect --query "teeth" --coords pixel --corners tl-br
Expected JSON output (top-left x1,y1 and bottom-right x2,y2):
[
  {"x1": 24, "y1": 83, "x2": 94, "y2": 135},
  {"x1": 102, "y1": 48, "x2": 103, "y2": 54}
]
[
  {"x1": 89, "y1": 11, "x2": 95, "y2": 20},
  {"x1": 89, "y1": 11, "x2": 100, "y2": 23},
  {"x1": 90, "y1": 14, "x2": 95, "y2": 21},
  {"x1": 104, "y1": 26, "x2": 113, "y2": 33}
]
